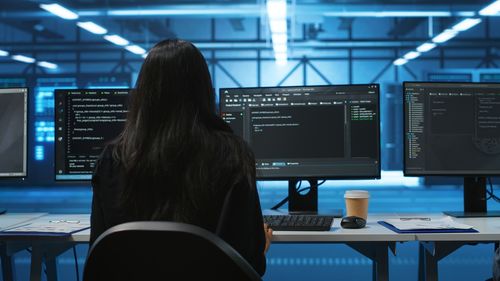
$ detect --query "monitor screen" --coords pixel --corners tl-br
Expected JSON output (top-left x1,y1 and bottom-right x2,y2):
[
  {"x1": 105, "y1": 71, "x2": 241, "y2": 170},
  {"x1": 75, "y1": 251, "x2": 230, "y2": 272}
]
[
  {"x1": 219, "y1": 84, "x2": 380, "y2": 179},
  {"x1": 404, "y1": 82, "x2": 500, "y2": 176},
  {"x1": 55, "y1": 88, "x2": 130, "y2": 180},
  {"x1": 0, "y1": 88, "x2": 28, "y2": 177}
]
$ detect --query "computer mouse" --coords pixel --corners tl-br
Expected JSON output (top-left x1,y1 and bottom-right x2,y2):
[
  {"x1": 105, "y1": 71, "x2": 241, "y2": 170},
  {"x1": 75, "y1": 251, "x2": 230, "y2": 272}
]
[{"x1": 340, "y1": 216, "x2": 366, "y2": 229}]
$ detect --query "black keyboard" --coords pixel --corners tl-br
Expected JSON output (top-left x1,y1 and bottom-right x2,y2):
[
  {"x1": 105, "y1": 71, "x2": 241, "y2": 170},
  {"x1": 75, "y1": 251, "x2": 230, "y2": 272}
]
[{"x1": 263, "y1": 215, "x2": 334, "y2": 231}]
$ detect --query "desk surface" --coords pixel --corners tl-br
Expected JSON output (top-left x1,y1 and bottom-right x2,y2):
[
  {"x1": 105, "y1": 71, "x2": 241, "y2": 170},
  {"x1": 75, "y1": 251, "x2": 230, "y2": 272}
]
[
  {"x1": 411, "y1": 214, "x2": 500, "y2": 242},
  {"x1": 0, "y1": 213, "x2": 47, "y2": 231},
  {"x1": 2, "y1": 213, "x2": 500, "y2": 243}
]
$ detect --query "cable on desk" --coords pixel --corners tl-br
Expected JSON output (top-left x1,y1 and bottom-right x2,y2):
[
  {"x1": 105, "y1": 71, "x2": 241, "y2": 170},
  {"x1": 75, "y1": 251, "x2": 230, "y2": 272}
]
[
  {"x1": 270, "y1": 180, "x2": 327, "y2": 210},
  {"x1": 73, "y1": 245, "x2": 80, "y2": 281}
]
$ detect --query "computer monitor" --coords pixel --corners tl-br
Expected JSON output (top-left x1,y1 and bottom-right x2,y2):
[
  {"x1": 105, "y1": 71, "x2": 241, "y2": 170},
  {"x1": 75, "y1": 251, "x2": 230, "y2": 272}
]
[
  {"x1": 404, "y1": 82, "x2": 500, "y2": 217},
  {"x1": 219, "y1": 84, "x2": 381, "y2": 215},
  {"x1": 55, "y1": 88, "x2": 130, "y2": 180},
  {"x1": 0, "y1": 88, "x2": 28, "y2": 178}
]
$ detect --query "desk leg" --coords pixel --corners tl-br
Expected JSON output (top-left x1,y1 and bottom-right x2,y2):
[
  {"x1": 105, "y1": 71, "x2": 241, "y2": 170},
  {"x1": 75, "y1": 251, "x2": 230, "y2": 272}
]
[
  {"x1": 30, "y1": 243, "x2": 74, "y2": 281},
  {"x1": 422, "y1": 244, "x2": 438, "y2": 281},
  {"x1": 29, "y1": 247, "x2": 43, "y2": 281},
  {"x1": 372, "y1": 244, "x2": 389, "y2": 281},
  {"x1": 1, "y1": 242, "x2": 30, "y2": 281},
  {"x1": 348, "y1": 242, "x2": 395, "y2": 281},
  {"x1": 1, "y1": 252, "x2": 15, "y2": 281},
  {"x1": 418, "y1": 241, "x2": 464, "y2": 281},
  {"x1": 45, "y1": 256, "x2": 58, "y2": 281}
]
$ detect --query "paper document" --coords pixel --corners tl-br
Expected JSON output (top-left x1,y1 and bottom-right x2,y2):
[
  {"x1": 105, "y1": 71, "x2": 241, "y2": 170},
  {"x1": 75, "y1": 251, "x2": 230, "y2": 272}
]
[
  {"x1": 1, "y1": 214, "x2": 90, "y2": 235},
  {"x1": 382, "y1": 216, "x2": 474, "y2": 230},
  {"x1": 2, "y1": 221, "x2": 90, "y2": 234}
]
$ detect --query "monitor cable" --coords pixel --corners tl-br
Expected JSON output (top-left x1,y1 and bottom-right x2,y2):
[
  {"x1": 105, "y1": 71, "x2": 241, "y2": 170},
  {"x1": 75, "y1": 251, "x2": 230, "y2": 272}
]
[
  {"x1": 73, "y1": 245, "x2": 80, "y2": 281},
  {"x1": 486, "y1": 177, "x2": 500, "y2": 203},
  {"x1": 270, "y1": 180, "x2": 327, "y2": 210}
]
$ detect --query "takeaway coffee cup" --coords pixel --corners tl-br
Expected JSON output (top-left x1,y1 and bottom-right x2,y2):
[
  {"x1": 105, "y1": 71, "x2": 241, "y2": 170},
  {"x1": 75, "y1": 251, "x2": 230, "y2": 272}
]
[{"x1": 344, "y1": 190, "x2": 370, "y2": 220}]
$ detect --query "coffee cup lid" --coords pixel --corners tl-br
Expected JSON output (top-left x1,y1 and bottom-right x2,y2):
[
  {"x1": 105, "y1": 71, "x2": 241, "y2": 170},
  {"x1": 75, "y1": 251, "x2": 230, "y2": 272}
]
[{"x1": 344, "y1": 190, "x2": 370, "y2": 199}]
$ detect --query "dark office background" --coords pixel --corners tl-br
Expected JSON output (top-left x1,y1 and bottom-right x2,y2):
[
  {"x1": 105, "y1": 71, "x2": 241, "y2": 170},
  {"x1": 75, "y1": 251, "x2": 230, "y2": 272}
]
[{"x1": 1, "y1": 0, "x2": 500, "y2": 280}]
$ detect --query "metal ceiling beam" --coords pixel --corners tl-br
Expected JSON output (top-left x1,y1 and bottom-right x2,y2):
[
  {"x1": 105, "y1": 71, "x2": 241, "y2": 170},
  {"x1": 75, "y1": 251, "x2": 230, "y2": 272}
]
[
  {"x1": 0, "y1": 4, "x2": 486, "y2": 19},
  {"x1": 2, "y1": 39, "x2": 500, "y2": 53}
]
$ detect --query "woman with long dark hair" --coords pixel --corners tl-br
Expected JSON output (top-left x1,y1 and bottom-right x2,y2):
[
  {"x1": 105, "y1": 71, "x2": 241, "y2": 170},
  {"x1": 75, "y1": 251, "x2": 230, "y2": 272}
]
[{"x1": 90, "y1": 39, "x2": 272, "y2": 275}]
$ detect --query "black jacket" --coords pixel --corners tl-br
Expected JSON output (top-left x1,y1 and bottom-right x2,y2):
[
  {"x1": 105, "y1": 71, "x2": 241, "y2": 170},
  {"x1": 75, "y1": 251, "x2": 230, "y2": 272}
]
[{"x1": 90, "y1": 141, "x2": 267, "y2": 276}]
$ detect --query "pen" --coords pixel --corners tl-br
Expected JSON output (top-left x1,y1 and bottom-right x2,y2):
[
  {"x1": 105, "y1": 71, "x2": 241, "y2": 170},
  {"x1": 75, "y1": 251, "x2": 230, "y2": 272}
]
[{"x1": 399, "y1": 217, "x2": 431, "y2": 221}]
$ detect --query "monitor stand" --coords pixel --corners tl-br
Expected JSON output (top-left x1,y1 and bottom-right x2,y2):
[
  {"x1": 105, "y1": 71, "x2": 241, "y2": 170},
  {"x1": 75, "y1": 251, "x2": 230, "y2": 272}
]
[
  {"x1": 288, "y1": 179, "x2": 343, "y2": 217},
  {"x1": 444, "y1": 176, "x2": 500, "y2": 218}
]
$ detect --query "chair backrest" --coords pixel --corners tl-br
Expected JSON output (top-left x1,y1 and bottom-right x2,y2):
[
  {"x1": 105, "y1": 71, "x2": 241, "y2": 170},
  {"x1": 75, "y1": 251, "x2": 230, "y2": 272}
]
[{"x1": 83, "y1": 221, "x2": 262, "y2": 281}]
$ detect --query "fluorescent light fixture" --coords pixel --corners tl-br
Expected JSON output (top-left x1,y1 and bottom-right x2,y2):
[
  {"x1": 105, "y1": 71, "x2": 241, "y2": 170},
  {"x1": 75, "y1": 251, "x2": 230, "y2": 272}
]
[
  {"x1": 269, "y1": 19, "x2": 287, "y2": 33},
  {"x1": 12, "y1": 55, "x2": 35, "y2": 64},
  {"x1": 273, "y1": 43, "x2": 287, "y2": 53},
  {"x1": 125, "y1": 45, "x2": 147, "y2": 55},
  {"x1": 404, "y1": 51, "x2": 421, "y2": 60},
  {"x1": 76, "y1": 21, "x2": 107, "y2": 35},
  {"x1": 479, "y1": 0, "x2": 500, "y2": 16},
  {"x1": 323, "y1": 11, "x2": 454, "y2": 17},
  {"x1": 432, "y1": 29, "x2": 458, "y2": 43},
  {"x1": 40, "y1": 3, "x2": 79, "y2": 20},
  {"x1": 142, "y1": 53, "x2": 148, "y2": 59},
  {"x1": 271, "y1": 33, "x2": 287, "y2": 45},
  {"x1": 452, "y1": 18, "x2": 482, "y2": 32},
  {"x1": 393, "y1": 58, "x2": 408, "y2": 66},
  {"x1": 275, "y1": 52, "x2": 288, "y2": 65},
  {"x1": 267, "y1": 0, "x2": 287, "y2": 19},
  {"x1": 37, "y1": 61, "x2": 58, "y2": 69},
  {"x1": 416, "y1": 42, "x2": 437, "y2": 53},
  {"x1": 0, "y1": 49, "x2": 8, "y2": 56},
  {"x1": 104, "y1": 35, "x2": 129, "y2": 46}
]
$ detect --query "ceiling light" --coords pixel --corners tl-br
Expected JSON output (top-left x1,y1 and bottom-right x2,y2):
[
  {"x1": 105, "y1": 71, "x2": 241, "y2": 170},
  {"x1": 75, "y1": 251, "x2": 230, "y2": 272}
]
[
  {"x1": 40, "y1": 3, "x2": 79, "y2": 20},
  {"x1": 432, "y1": 29, "x2": 458, "y2": 43},
  {"x1": 12, "y1": 55, "x2": 35, "y2": 64},
  {"x1": 0, "y1": 49, "x2": 9, "y2": 56},
  {"x1": 275, "y1": 52, "x2": 288, "y2": 65},
  {"x1": 393, "y1": 58, "x2": 408, "y2": 66},
  {"x1": 269, "y1": 20, "x2": 287, "y2": 33},
  {"x1": 404, "y1": 51, "x2": 421, "y2": 60},
  {"x1": 104, "y1": 35, "x2": 129, "y2": 46},
  {"x1": 271, "y1": 33, "x2": 287, "y2": 45},
  {"x1": 37, "y1": 61, "x2": 58, "y2": 69},
  {"x1": 479, "y1": 0, "x2": 500, "y2": 15},
  {"x1": 77, "y1": 21, "x2": 107, "y2": 35},
  {"x1": 267, "y1": 0, "x2": 287, "y2": 20},
  {"x1": 125, "y1": 45, "x2": 146, "y2": 55},
  {"x1": 452, "y1": 18, "x2": 482, "y2": 32},
  {"x1": 273, "y1": 43, "x2": 287, "y2": 53},
  {"x1": 416, "y1": 43, "x2": 437, "y2": 53}
]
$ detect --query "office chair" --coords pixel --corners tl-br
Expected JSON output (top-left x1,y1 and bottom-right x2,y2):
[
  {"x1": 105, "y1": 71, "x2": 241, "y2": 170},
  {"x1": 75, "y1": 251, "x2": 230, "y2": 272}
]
[{"x1": 83, "y1": 221, "x2": 262, "y2": 281}]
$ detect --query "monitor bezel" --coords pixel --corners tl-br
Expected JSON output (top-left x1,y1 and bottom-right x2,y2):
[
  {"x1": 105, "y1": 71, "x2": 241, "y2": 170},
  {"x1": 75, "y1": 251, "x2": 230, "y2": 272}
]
[
  {"x1": 0, "y1": 87, "x2": 29, "y2": 179},
  {"x1": 403, "y1": 81, "x2": 500, "y2": 177},
  {"x1": 219, "y1": 84, "x2": 382, "y2": 181},
  {"x1": 54, "y1": 88, "x2": 131, "y2": 181}
]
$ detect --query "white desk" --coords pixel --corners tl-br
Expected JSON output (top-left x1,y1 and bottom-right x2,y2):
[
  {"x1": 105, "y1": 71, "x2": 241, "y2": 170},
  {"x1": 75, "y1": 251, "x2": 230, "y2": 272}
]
[
  {"x1": 0, "y1": 214, "x2": 88, "y2": 281},
  {"x1": 271, "y1": 214, "x2": 415, "y2": 281},
  {"x1": 413, "y1": 215, "x2": 500, "y2": 281},
  {"x1": 3, "y1": 213, "x2": 499, "y2": 281},
  {"x1": 0, "y1": 213, "x2": 47, "y2": 281}
]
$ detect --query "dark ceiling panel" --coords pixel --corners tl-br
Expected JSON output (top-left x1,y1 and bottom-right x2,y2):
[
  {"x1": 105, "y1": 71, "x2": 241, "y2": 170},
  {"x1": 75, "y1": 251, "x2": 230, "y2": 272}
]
[{"x1": 387, "y1": 18, "x2": 423, "y2": 37}]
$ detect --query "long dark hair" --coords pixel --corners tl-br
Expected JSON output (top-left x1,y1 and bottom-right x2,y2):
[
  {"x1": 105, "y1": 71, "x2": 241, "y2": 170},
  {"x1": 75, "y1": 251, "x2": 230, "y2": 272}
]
[{"x1": 113, "y1": 39, "x2": 254, "y2": 223}]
